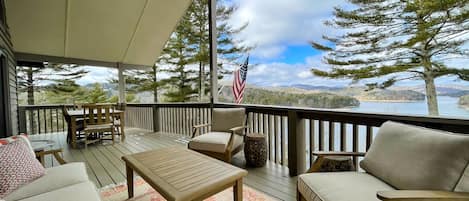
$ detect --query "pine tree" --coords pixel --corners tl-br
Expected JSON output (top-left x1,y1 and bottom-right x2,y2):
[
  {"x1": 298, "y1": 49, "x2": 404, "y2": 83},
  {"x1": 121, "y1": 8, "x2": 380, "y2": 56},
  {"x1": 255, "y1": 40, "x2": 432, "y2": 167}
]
[
  {"x1": 189, "y1": 0, "x2": 251, "y2": 100},
  {"x1": 17, "y1": 64, "x2": 88, "y2": 105},
  {"x1": 159, "y1": 14, "x2": 199, "y2": 102},
  {"x1": 311, "y1": 0, "x2": 469, "y2": 115},
  {"x1": 85, "y1": 83, "x2": 109, "y2": 104},
  {"x1": 122, "y1": 0, "x2": 251, "y2": 103},
  {"x1": 121, "y1": 64, "x2": 161, "y2": 103},
  {"x1": 44, "y1": 80, "x2": 87, "y2": 104}
]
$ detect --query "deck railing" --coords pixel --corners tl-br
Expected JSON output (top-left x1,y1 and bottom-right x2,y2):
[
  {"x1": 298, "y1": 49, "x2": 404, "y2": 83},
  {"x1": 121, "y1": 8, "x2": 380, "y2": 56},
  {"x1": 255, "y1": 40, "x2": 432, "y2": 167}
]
[
  {"x1": 18, "y1": 102, "x2": 469, "y2": 176},
  {"x1": 18, "y1": 104, "x2": 74, "y2": 135},
  {"x1": 125, "y1": 103, "x2": 212, "y2": 138}
]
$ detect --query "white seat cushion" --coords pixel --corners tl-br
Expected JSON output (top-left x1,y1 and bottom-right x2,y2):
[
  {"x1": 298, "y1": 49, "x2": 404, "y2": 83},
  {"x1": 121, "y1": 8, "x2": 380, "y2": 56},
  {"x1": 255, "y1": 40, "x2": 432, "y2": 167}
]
[
  {"x1": 5, "y1": 163, "x2": 90, "y2": 201},
  {"x1": 188, "y1": 132, "x2": 243, "y2": 153},
  {"x1": 17, "y1": 181, "x2": 101, "y2": 201},
  {"x1": 298, "y1": 172, "x2": 395, "y2": 201}
]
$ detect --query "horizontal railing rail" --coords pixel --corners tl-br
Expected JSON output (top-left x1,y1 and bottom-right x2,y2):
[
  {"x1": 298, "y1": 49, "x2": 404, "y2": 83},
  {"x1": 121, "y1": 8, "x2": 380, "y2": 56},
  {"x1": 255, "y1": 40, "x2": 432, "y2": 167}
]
[{"x1": 19, "y1": 102, "x2": 469, "y2": 176}]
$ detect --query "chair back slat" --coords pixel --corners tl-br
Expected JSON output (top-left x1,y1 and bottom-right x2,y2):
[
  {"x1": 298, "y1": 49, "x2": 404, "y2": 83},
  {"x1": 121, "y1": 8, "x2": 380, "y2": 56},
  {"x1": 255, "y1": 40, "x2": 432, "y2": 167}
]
[{"x1": 82, "y1": 104, "x2": 114, "y2": 126}]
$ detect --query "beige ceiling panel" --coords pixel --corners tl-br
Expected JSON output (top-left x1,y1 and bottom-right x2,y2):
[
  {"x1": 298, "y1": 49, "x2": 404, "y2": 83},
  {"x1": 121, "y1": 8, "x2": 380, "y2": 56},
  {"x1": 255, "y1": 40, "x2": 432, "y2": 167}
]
[
  {"x1": 6, "y1": 0, "x2": 66, "y2": 56},
  {"x1": 6, "y1": 0, "x2": 192, "y2": 68},
  {"x1": 67, "y1": 0, "x2": 146, "y2": 62},
  {"x1": 123, "y1": 0, "x2": 191, "y2": 66}
]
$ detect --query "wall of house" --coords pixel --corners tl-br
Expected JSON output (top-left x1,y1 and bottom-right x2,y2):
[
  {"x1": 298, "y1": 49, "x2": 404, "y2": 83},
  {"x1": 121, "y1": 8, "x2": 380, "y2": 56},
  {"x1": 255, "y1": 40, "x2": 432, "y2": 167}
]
[{"x1": 0, "y1": 0, "x2": 18, "y2": 137}]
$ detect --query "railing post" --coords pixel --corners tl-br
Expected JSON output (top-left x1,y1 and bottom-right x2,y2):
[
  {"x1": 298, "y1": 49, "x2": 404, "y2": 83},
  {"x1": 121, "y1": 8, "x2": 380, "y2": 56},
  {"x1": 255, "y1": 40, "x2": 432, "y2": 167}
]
[
  {"x1": 288, "y1": 111, "x2": 306, "y2": 176},
  {"x1": 152, "y1": 105, "x2": 160, "y2": 132},
  {"x1": 18, "y1": 106, "x2": 27, "y2": 134}
]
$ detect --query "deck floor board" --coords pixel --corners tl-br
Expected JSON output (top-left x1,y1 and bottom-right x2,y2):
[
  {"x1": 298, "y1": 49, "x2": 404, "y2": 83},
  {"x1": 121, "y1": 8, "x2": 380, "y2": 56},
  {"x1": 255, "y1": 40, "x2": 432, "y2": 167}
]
[{"x1": 31, "y1": 128, "x2": 297, "y2": 201}]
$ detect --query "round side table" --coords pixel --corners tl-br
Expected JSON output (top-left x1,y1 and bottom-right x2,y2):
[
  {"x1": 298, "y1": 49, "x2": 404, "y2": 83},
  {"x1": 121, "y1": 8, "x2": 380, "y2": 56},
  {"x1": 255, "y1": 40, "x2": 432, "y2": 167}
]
[{"x1": 244, "y1": 133, "x2": 267, "y2": 167}]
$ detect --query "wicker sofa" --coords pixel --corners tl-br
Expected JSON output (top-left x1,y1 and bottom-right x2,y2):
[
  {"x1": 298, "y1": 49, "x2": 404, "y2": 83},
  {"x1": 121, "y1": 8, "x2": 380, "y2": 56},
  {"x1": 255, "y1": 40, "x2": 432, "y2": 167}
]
[{"x1": 298, "y1": 121, "x2": 469, "y2": 201}]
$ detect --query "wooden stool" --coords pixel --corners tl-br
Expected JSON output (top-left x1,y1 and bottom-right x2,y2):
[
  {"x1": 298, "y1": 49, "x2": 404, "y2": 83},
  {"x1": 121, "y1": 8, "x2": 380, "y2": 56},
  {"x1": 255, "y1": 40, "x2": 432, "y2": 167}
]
[{"x1": 244, "y1": 133, "x2": 267, "y2": 167}]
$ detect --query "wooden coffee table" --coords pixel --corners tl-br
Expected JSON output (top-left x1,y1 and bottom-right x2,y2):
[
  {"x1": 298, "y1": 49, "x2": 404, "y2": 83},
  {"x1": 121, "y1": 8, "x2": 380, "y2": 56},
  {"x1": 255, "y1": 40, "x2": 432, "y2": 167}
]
[{"x1": 122, "y1": 147, "x2": 248, "y2": 201}]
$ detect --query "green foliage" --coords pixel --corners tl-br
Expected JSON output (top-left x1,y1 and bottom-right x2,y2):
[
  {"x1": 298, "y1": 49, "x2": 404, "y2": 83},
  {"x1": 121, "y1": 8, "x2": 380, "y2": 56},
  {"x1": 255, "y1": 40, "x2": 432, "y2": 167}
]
[
  {"x1": 311, "y1": 0, "x2": 469, "y2": 114},
  {"x1": 107, "y1": 93, "x2": 138, "y2": 103},
  {"x1": 122, "y1": 0, "x2": 251, "y2": 102},
  {"x1": 43, "y1": 80, "x2": 87, "y2": 104},
  {"x1": 219, "y1": 87, "x2": 360, "y2": 108},
  {"x1": 116, "y1": 65, "x2": 161, "y2": 102},
  {"x1": 85, "y1": 83, "x2": 108, "y2": 103},
  {"x1": 16, "y1": 64, "x2": 88, "y2": 104}
]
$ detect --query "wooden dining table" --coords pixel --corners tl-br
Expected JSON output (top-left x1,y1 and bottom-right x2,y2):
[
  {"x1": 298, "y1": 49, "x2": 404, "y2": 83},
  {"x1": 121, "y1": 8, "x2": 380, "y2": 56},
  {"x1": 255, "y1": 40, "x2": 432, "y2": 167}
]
[{"x1": 66, "y1": 109, "x2": 125, "y2": 148}]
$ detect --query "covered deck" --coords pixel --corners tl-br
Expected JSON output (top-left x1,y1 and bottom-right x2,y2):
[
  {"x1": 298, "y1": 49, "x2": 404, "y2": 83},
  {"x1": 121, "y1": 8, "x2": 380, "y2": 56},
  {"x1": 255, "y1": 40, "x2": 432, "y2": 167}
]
[
  {"x1": 30, "y1": 128, "x2": 297, "y2": 201},
  {"x1": 21, "y1": 102, "x2": 469, "y2": 201}
]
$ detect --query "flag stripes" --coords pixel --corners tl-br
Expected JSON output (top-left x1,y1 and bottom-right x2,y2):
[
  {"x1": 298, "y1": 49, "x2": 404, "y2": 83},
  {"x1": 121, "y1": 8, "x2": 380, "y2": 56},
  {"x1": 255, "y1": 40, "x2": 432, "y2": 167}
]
[{"x1": 233, "y1": 56, "x2": 249, "y2": 104}]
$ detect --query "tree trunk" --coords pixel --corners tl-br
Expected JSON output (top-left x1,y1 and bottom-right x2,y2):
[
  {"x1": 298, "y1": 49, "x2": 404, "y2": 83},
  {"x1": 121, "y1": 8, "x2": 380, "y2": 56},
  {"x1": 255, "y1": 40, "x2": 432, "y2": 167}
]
[
  {"x1": 198, "y1": 61, "x2": 203, "y2": 101},
  {"x1": 152, "y1": 65, "x2": 158, "y2": 103},
  {"x1": 200, "y1": 62, "x2": 205, "y2": 101},
  {"x1": 424, "y1": 76, "x2": 439, "y2": 116},
  {"x1": 27, "y1": 67, "x2": 36, "y2": 134},
  {"x1": 422, "y1": 57, "x2": 439, "y2": 116},
  {"x1": 27, "y1": 67, "x2": 34, "y2": 105}
]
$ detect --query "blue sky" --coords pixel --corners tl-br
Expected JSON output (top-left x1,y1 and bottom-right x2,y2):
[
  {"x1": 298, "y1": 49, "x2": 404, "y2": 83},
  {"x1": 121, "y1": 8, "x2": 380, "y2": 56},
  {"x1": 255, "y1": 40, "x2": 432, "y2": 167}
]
[{"x1": 76, "y1": 0, "x2": 468, "y2": 88}]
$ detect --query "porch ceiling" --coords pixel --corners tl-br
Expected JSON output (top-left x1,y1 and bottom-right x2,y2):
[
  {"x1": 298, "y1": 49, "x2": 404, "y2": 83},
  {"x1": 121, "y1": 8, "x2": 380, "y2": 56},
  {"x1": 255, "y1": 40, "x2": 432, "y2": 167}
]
[{"x1": 5, "y1": 0, "x2": 191, "y2": 69}]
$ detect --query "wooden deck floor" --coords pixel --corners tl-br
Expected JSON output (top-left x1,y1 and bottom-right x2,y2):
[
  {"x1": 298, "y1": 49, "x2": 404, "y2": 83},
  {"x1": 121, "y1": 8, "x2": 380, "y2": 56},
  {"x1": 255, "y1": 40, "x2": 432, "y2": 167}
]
[{"x1": 30, "y1": 128, "x2": 297, "y2": 201}]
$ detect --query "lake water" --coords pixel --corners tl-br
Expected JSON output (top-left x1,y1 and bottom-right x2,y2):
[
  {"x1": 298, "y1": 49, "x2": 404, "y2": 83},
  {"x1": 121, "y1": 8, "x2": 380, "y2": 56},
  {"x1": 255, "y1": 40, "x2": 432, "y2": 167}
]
[
  {"x1": 303, "y1": 96, "x2": 468, "y2": 163},
  {"x1": 348, "y1": 96, "x2": 469, "y2": 118}
]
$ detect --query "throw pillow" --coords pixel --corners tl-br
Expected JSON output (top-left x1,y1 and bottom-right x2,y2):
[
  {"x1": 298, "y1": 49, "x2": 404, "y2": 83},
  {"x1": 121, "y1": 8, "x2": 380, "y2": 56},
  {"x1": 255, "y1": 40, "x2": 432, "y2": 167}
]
[
  {"x1": 0, "y1": 140, "x2": 45, "y2": 198},
  {"x1": 0, "y1": 134, "x2": 35, "y2": 157}
]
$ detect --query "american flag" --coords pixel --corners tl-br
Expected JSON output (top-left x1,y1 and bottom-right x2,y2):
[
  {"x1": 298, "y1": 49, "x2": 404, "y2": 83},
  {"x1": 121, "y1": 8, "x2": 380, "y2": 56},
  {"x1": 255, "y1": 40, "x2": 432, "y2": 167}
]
[{"x1": 233, "y1": 56, "x2": 249, "y2": 104}]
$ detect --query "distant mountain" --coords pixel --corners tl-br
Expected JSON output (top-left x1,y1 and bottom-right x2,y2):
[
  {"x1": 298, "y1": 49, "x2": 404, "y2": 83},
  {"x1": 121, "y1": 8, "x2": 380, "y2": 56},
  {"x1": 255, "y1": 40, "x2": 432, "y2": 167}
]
[
  {"x1": 281, "y1": 84, "x2": 343, "y2": 91},
  {"x1": 437, "y1": 88, "x2": 469, "y2": 97},
  {"x1": 391, "y1": 85, "x2": 469, "y2": 97},
  {"x1": 220, "y1": 87, "x2": 359, "y2": 109},
  {"x1": 356, "y1": 89, "x2": 425, "y2": 102}
]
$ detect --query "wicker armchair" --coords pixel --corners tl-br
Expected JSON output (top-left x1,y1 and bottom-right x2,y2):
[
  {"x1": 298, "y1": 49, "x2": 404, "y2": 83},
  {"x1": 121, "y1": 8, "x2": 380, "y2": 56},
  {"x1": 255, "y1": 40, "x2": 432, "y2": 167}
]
[{"x1": 188, "y1": 108, "x2": 247, "y2": 163}]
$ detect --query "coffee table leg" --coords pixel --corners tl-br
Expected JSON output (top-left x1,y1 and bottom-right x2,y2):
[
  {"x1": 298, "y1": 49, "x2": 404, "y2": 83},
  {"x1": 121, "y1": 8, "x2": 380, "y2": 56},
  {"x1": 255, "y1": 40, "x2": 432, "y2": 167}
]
[
  {"x1": 126, "y1": 164, "x2": 134, "y2": 198},
  {"x1": 234, "y1": 178, "x2": 242, "y2": 201}
]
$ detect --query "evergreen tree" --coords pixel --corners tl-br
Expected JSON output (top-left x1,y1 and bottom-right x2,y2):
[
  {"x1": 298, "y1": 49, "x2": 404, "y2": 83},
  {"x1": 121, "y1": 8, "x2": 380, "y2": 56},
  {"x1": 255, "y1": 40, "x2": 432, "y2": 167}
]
[
  {"x1": 189, "y1": 0, "x2": 251, "y2": 100},
  {"x1": 310, "y1": 0, "x2": 469, "y2": 115},
  {"x1": 120, "y1": 65, "x2": 161, "y2": 103},
  {"x1": 159, "y1": 14, "x2": 199, "y2": 102},
  {"x1": 123, "y1": 0, "x2": 251, "y2": 102},
  {"x1": 85, "y1": 83, "x2": 109, "y2": 103},
  {"x1": 17, "y1": 64, "x2": 88, "y2": 105},
  {"x1": 107, "y1": 93, "x2": 138, "y2": 103},
  {"x1": 44, "y1": 80, "x2": 87, "y2": 104}
]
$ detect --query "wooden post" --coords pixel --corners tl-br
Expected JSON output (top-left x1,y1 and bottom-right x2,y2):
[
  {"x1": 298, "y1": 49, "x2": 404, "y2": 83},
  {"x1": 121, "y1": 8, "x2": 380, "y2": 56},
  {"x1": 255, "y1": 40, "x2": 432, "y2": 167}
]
[
  {"x1": 118, "y1": 63, "x2": 126, "y2": 104},
  {"x1": 152, "y1": 105, "x2": 160, "y2": 132},
  {"x1": 18, "y1": 106, "x2": 27, "y2": 133},
  {"x1": 208, "y1": 0, "x2": 218, "y2": 105},
  {"x1": 288, "y1": 111, "x2": 306, "y2": 176}
]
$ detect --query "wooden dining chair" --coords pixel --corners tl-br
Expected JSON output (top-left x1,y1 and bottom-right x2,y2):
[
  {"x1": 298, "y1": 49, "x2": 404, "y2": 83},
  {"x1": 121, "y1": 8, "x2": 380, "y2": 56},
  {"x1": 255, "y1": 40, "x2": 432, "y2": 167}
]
[
  {"x1": 82, "y1": 104, "x2": 115, "y2": 148},
  {"x1": 111, "y1": 105, "x2": 123, "y2": 139},
  {"x1": 62, "y1": 106, "x2": 84, "y2": 144}
]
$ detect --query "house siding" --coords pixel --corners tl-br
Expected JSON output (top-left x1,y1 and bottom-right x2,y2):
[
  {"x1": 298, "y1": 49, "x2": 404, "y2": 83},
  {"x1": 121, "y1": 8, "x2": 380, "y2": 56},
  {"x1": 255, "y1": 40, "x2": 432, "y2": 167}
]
[{"x1": 0, "y1": 0, "x2": 18, "y2": 137}]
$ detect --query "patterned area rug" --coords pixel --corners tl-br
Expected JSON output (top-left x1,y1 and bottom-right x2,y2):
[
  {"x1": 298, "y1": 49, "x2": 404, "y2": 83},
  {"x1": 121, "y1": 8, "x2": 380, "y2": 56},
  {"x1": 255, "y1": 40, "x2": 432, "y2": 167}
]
[{"x1": 100, "y1": 177, "x2": 278, "y2": 201}]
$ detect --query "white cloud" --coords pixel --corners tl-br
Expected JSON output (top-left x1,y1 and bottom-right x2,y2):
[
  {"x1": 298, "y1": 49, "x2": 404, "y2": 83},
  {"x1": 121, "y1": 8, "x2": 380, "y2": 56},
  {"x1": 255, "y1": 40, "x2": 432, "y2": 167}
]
[
  {"x1": 75, "y1": 66, "x2": 117, "y2": 85},
  {"x1": 229, "y1": 0, "x2": 345, "y2": 59},
  {"x1": 222, "y1": 56, "x2": 351, "y2": 87}
]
